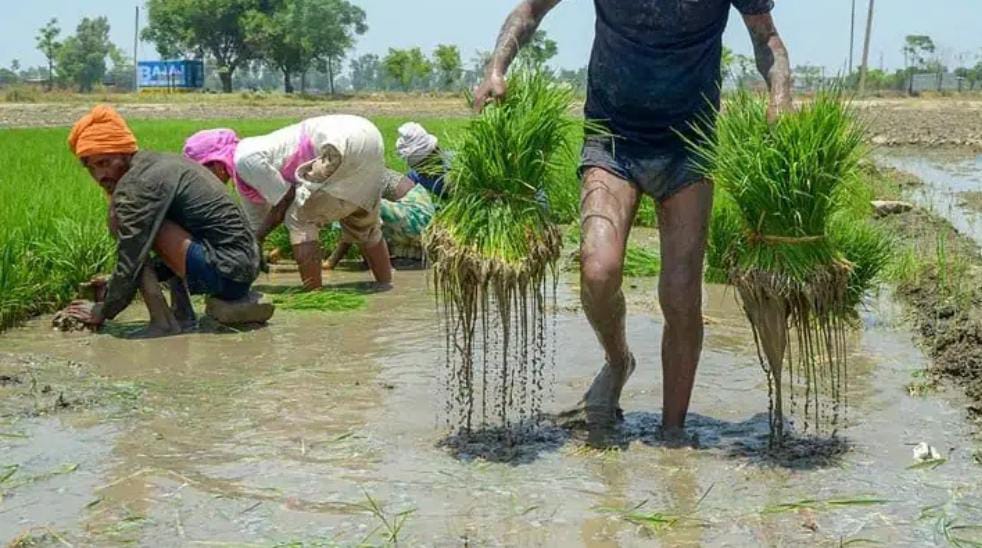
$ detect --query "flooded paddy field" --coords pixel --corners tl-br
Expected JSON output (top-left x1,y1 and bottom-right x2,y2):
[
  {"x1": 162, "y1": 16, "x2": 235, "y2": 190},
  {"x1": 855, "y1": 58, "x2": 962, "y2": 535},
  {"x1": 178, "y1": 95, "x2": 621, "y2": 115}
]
[
  {"x1": 877, "y1": 148, "x2": 982, "y2": 249},
  {"x1": 2, "y1": 262, "x2": 981, "y2": 546}
]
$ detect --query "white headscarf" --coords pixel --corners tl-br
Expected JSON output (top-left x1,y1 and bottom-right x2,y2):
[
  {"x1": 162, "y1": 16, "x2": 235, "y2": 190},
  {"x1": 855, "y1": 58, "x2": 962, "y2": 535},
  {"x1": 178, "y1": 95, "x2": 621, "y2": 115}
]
[{"x1": 395, "y1": 122, "x2": 438, "y2": 168}]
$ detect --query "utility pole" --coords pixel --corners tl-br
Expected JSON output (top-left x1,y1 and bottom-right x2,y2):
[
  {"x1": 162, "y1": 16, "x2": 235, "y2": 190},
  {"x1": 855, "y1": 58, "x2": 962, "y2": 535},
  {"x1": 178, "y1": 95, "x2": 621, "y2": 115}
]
[
  {"x1": 858, "y1": 0, "x2": 875, "y2": 94},
  {"x1": 134, "y1": 6, "x2": 140, "y2": 93},
  {"x1": 848, "y1": 0, "x2": 856, "y2": 75}
]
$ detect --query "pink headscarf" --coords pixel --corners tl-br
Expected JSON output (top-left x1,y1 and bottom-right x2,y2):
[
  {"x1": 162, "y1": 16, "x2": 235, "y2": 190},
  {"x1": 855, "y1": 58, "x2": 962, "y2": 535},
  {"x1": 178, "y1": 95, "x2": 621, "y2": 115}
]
[{"x1": 182, "y1": 129, "x2": 265, "y2": 204}]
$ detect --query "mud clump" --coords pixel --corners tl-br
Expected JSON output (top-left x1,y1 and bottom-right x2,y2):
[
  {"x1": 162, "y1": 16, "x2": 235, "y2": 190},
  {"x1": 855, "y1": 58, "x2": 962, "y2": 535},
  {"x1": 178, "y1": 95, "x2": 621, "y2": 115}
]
[{"x1": 0, "y1": 353, "x2": 144, "y2": 418}]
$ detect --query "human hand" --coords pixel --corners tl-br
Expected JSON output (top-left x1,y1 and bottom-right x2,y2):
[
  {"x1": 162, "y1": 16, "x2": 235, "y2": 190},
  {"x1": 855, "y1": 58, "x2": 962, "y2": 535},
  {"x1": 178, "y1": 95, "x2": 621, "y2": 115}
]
[
  {"x1": 65, "y1": 300, "x2": 105, "y2": 327},
  {"x1": 473, "y1": 72, "x2": 508, "y2": 112}
]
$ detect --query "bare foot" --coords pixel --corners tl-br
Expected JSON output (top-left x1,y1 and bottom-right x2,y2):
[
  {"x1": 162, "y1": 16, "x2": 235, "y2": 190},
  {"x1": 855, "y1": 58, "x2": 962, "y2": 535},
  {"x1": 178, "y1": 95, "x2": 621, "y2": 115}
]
[
  {"x1": 559, "y1": 354, "x2": 636, "y2": 446},
  {"x1": 130, "y1": 322, "x2": 182, "y2": 339},
  {"x1": 660, "y1": 426, "x2": 699, "y2": 449}
]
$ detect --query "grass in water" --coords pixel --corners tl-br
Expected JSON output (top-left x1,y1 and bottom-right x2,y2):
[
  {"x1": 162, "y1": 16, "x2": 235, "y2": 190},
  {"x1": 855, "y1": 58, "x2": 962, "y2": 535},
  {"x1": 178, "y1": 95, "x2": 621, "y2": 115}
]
[
  {"x1": 424, "y1": 67, "x2": 589, "y2": 434},
  {"x1": 270, "y1": 289, "x2": 366, "y2": 312},
  {"x1": 762, "y1": 496, "x2": 891, "y2": 515},
  {"x1": 691, "y1": 89, "x2": 892, "y2": 445}
]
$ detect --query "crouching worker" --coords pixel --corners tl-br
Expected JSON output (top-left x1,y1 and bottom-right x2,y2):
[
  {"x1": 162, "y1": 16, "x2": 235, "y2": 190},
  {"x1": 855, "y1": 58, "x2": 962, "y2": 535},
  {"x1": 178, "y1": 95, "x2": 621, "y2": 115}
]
[
  {"x1": 61, "y1": 105, "x2": 272, "y2": 337},
  {"x1": 183, "y1": 115, "x2": 393, "y2": 291},
  {"x1": 324, "y1": 122, "x2": 447, "y2": 269}
]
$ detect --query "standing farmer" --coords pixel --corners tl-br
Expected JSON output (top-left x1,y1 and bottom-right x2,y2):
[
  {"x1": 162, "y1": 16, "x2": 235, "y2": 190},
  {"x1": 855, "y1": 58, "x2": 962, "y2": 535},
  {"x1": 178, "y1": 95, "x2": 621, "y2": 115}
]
[{"x1": 475, "y1": 0, "x2": 792, "y2": 439}]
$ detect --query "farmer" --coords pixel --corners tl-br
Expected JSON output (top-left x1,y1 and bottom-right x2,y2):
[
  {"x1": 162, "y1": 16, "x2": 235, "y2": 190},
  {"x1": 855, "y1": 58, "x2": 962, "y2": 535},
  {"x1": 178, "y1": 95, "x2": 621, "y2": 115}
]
[
  {"x1": 183, "y1": 115, "x2": 393, "y2": 291},
  {"x1": 61, "y1": 105, "x2": 266, "y2": 337},
  {"x1": 324, "y1": 122, "x2": 446, "y2": 269},
  {"x1": 475, "y1": 0, "x2": 793, "y2": 439}
]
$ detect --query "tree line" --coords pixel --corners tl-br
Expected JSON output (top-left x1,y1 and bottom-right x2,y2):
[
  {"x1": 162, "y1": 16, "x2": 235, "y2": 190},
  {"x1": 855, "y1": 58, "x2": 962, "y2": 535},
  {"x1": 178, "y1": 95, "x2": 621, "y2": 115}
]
[{"x1": 4, "y1": 1, "x2": 979, "y2": 95}]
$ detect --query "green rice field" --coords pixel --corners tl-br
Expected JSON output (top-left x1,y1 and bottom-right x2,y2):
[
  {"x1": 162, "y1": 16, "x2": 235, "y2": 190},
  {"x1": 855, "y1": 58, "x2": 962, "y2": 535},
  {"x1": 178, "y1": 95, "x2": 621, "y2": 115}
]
[{"x1": 1, "y1": 116, "x2": 623, "y2": 330}]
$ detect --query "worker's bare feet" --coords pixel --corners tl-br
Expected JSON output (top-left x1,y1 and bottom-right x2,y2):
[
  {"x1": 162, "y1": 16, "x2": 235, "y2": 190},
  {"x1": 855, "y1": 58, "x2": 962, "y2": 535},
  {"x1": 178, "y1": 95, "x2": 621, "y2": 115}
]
[
  {"x1": 659, "y1": 425, "x2": 699, "y2": 449},
  {"x1": 560, "y1": 353, "x2": 636, "y2": 446},
  {"x1": 131, "y1": 321, "x2": 182, "y2": 339}
]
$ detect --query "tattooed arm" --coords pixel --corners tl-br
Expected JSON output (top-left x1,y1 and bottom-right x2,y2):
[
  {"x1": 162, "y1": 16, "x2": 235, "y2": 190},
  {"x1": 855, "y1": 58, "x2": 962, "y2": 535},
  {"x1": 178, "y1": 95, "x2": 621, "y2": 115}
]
[
  {"x1": 743, "y1": 13, "x2": 793, "y2": 122},
  {"x1": 473, "y1": 0, "x2": 563, "y2": 110}
]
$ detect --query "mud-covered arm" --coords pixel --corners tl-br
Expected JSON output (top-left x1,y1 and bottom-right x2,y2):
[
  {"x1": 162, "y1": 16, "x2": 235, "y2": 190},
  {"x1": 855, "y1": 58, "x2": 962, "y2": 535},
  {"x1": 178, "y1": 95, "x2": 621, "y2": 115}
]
[
  {"x1": 473, "y1": 0, "x2": 563, "y2": 110},
  {"x1": 743, "y1": 13, "x2": 793, "y2": 122}
]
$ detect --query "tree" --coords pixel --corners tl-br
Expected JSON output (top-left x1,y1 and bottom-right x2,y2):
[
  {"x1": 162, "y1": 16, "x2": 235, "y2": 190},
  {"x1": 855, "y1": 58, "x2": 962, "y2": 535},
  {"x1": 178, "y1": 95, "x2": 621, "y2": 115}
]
[
  {"x1": 954, "y1": 62, "x2": 982, "y2": 91},
  {"x1": 383, "y1": 48, "x2": 432, "y2": 92},
  {"x1": 733, "y1": 53, "x2": 756, "y2": 89},
  {"x1": 10, "y1": 60, "x2": 20, "y2": 73},
  {"x1": 793, "y1": 65, "x2": 823, "y2": 90},
  {"x1": 106, "y1": 48, "x2": 135, "y2": 91},
  {"x1": 518, "y1": 30, "x2": 558, "y2": 67},
  {"x1": 143, "y1": 0, "x2": 272, "y2": 93},
  {"x1": 433, "y1": 44, "x2": 462, "y2": 91},
  {"x1": 350, "y1": 53, "x2": 381, "y2": 91},
  {"x1": 35, "y1": 18, "x2": 61, "y2": 91},
  {"x1": 721, "y1": 45, "x2": 735, "y2": 84},
  {"x1": 557, "y1": 67, "x2": 587, "y2": 92},
  {"x1": 246, "y1": 0, "x2": 366, "y2": 94},
  {"x1": 903, "y1": 35, "x2": 936, "y2": 72},
  {"x1": 56, "y1": 17, "x2": 116, "y2": 92}
]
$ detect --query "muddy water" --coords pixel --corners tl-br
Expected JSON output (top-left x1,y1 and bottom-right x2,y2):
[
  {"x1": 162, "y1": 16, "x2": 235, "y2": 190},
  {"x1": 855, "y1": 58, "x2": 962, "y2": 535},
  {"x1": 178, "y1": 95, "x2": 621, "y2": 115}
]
[
  {"x1": 877, "y1": 149, "x2": 982, "y2": 250},
  {"x1": 1, "y1": 269, "x2": 981, "y2": 546}
]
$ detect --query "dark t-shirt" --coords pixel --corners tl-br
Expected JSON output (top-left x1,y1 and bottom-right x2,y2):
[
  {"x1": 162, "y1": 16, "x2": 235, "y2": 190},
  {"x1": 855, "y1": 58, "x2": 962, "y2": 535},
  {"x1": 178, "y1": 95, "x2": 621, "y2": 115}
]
[
  {"x1": 102, "y1": 151, "x2": 260, "y2": 319},
  {"x1": 586, "y1": 0, "x2": 774, "y2": 147}
]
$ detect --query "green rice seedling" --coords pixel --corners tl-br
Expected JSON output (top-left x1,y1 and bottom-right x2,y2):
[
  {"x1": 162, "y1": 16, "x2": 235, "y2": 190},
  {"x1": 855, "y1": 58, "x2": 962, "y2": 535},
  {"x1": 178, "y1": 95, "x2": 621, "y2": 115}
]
[
  {"x1": 622, "y1": 246, "x2": 662, "y2": 278},
  {"x1": 270, "y1": 288, "x2": 367, "y2": 312},
  {"x1": 762, "y1": 496, "x2": 890, "y2": 515},
  {"x1": 424, "y1": 67, "x2": 589, "y2": 433},
  {"x1": 689, "y1": 89, "x2": 891, "y2": 445}
]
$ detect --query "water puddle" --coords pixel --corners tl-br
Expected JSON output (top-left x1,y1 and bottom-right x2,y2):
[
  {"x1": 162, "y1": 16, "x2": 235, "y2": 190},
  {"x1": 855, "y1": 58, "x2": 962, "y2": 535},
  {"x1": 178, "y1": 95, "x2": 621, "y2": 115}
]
[
  {"x1": 1, "y1": 268, "x2": 980, "y2": 545},
  {"x1": 876, "y1": 148, "x2": 982, "y2": 250}
]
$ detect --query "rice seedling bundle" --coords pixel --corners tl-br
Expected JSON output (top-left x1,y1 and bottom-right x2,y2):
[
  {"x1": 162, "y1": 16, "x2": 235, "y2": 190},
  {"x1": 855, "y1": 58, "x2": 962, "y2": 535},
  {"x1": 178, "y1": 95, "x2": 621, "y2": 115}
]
[
  {"x1": 691, "y1": 91, "x2": 891, "y2": 444},
  {"x1": 424, "y1": 69, "x2": 580, "y2": 434}
]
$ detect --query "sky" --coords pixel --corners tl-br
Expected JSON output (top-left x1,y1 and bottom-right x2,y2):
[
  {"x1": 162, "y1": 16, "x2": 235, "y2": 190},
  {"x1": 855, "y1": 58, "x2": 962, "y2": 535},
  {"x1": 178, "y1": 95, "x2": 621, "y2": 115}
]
[{"x1": 2, "y1": 0, "x2": 980, "y2": 74}]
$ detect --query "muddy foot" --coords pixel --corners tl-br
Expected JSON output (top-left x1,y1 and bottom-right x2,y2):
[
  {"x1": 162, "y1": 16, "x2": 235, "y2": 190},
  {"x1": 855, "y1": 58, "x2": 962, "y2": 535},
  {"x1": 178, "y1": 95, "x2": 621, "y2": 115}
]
[
  {"x1": 129, "y1": 323, "x2": 183, "y2": 339},
  {"x1": 659, "y1": 426, "x2": 700, "y2": 449},
  {"x1": 559, "y1": 354, "x2": 636, "y2": 446}
]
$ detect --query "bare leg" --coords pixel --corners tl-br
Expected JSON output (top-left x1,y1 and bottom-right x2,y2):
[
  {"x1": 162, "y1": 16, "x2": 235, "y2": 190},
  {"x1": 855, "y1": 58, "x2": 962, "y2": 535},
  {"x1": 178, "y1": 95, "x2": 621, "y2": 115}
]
[
  {"x1": 135, "y1": 265, "x2": 182, "y2": 338},
  {"x1": 575, "y1": 168, "x2": 641, "y2": 429},
  {"x1": 152, "y1": 220, "x2": 196, "y2": 329},
  {"x1": 362, "y1": 239, "x2": 393, "y2": 289},
  {"x1": 293, "y1": 241, "x2": 323, "y2": 290},
  {"x1": 324, "y1": 242, "x2": 352, "y2": 270},
  {"x1": 168, "y1": 278, "x2": 197, "y2": 330},
  {"x1": 657, "y1": 181, "x2": 714, "y2": 436}
]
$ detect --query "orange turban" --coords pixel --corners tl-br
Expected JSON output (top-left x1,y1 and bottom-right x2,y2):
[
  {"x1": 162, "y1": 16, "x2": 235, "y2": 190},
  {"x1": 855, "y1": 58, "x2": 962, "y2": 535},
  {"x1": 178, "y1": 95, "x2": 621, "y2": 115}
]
[{"x1": 67, "y1": 105, "x2": 139, "y2": 159}]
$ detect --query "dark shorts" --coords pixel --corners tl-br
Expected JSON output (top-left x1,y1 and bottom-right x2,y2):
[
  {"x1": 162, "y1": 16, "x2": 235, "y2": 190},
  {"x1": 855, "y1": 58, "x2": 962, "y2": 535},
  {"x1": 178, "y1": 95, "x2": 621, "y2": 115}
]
[
  {"x1": 183, "y1": 241, "x2": 251, "y2": 301},
  {"x1": 580, "y1": 136, "x2": 704, "y2": 202},
  {"x1": 156, "y1": 242, "x2": 251, "y2": 301}
]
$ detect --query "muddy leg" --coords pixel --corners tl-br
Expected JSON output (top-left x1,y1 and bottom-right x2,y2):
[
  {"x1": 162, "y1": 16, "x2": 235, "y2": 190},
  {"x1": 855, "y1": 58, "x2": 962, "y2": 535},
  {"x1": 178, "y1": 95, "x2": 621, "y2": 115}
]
[
  {"x1": 293, "y1": 241, "x2": 323, "y2": 291},
  {"x1": 570, "y1": 168, "x2": 641, "y2": 436},
  {"x1": 168, "y1": 278, "x2": 197, "y2": 331},
  {"x1": 135, "y1": 265, "x2": 181, "y2": 338},
  {"x1": 657, "y1": 181, "x2": 713, "y2": 438}
]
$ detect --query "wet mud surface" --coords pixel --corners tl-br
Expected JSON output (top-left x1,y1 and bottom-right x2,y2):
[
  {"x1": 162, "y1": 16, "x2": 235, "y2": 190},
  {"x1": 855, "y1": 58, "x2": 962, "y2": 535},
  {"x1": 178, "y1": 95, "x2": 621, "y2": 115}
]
[
  {"x1": 2, "y1": 265, "x2": 981, "y2": 545},
  {"x1": 873, "y1": 150, "x2": 982, "y2": 423},
  {"x1": 863, "y1": 98, "x2": 982, "y2": 150}
]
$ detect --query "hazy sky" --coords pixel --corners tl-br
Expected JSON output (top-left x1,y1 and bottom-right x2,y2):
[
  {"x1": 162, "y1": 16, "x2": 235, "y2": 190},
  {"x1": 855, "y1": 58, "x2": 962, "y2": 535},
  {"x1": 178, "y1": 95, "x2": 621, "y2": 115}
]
[{"x1": 2, "y1": 0, "x2": 980, "y2": 73}]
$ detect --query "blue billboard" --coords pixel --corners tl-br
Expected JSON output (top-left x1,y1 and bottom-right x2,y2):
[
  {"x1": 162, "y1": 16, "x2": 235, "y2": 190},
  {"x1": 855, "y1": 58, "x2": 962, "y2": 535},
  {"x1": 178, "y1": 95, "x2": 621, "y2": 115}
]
[{"x1": 138, "y1": 60, "x2": 205, "y2": 90}]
